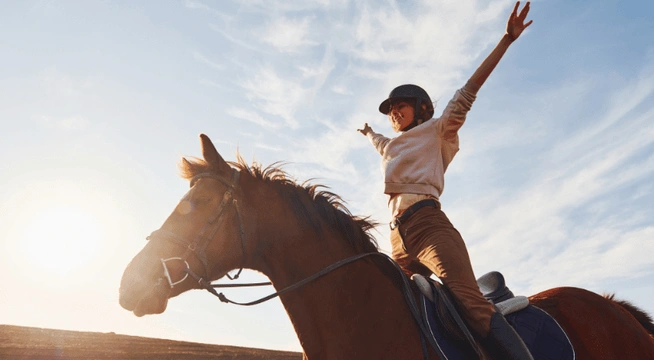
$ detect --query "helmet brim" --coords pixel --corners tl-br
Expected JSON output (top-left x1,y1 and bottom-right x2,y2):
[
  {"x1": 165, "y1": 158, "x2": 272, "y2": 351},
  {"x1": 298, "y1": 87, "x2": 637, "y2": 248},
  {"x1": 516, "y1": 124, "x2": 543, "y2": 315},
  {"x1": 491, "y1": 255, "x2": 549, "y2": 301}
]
[{"x1": 378, "y1": 99, "x2": 391, "y2": 115}]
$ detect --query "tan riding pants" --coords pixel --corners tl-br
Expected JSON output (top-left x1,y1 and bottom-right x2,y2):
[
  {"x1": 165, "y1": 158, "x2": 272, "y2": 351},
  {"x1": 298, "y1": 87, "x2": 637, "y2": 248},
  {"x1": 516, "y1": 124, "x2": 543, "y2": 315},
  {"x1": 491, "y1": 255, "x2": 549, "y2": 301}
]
[{"x1": 390, "y1": 205, "x2": 495, "y2": 336}]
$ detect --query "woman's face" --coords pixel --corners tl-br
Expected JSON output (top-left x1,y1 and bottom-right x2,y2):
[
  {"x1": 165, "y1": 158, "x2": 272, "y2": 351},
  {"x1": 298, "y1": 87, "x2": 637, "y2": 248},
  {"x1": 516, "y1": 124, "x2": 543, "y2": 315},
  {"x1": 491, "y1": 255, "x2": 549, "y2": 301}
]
[{"x1": 388, "y1": 100, "x2": 414, "y2": 132}]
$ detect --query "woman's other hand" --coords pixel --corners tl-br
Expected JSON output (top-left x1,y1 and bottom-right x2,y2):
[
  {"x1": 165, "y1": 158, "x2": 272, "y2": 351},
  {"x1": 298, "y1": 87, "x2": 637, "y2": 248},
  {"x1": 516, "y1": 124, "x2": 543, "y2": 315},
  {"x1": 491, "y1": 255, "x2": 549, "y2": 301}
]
[{"x1": 358, "y1": 123, "x2": 373, "y2": 136}]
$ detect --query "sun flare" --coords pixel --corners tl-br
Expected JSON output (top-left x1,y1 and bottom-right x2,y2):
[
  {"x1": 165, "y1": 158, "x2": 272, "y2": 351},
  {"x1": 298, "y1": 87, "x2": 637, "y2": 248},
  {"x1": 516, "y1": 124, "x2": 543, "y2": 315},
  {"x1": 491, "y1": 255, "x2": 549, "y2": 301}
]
[{"x1": 20, "y1": 206, "x2": 104, "y2": 279}]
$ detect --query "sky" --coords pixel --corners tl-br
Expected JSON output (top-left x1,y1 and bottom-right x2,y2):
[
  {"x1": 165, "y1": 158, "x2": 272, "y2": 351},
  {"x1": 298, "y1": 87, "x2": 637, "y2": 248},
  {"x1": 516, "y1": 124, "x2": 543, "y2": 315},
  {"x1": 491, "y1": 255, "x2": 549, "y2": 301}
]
[{"x1": 1, "y1": 0, "x2": 653, "y2": 353}]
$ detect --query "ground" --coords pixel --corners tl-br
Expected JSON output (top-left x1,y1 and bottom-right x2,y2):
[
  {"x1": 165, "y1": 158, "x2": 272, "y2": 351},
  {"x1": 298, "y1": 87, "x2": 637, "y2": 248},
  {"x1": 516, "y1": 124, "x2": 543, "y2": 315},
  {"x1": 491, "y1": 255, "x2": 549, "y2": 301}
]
[{"x1": 0, "y1": 325, "x2": 303, "y2": 360}]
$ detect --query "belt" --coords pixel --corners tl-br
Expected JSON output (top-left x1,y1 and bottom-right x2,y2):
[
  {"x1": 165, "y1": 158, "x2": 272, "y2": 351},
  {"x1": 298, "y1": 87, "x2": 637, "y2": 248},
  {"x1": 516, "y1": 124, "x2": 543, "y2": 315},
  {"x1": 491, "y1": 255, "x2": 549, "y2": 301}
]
[{"x1": 389, "y1": 199, "x2": 440, "y2": 230}]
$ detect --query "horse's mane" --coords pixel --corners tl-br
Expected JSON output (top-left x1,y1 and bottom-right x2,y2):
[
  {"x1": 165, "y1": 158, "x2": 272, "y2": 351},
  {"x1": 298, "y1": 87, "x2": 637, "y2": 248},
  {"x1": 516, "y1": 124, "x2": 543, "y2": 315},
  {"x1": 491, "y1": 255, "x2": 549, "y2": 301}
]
[
  {"x1": 179, "y1": 154, "x2": 380, "y2": 254},
  {"x1": 604, "y1": 293, "x2": 654, "y2": 336}
]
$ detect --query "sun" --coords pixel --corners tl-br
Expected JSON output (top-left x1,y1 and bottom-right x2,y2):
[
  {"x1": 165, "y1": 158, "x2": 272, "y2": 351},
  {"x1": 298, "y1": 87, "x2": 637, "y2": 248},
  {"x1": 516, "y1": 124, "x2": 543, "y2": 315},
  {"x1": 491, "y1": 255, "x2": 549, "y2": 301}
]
[{"x1": 20, "y1": 206, "x2": 104, "y2": 279}]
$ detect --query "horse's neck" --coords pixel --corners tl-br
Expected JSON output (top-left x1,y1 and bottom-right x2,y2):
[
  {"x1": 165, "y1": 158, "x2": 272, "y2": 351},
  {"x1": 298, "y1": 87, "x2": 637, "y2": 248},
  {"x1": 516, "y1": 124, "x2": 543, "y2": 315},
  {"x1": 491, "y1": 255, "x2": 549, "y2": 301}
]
[{"x1": 258, "y1": 230, "x2": 427, "y2": 360}]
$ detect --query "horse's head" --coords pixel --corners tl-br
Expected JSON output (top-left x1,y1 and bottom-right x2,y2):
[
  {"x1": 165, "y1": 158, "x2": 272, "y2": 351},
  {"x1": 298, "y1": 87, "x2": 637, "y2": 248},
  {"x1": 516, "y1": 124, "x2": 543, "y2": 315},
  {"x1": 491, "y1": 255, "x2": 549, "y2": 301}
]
[
  {"x1": 120, "y1": 133, "x2": 381, "y2": 317},
  {"x1": 119, "y1": 134, "x2": 253, "y2": 316}
]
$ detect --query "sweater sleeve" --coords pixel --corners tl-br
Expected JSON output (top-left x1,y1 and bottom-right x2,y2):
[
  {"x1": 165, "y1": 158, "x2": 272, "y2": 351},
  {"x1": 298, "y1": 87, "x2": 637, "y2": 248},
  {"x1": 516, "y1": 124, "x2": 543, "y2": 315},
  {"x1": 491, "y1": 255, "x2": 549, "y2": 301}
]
[
  {"x1": 438, "y1": 82, "x2": 478, "y2": 142},
  {"x1": 366, "y1": 130, "x2": 390, "y2": 156}
]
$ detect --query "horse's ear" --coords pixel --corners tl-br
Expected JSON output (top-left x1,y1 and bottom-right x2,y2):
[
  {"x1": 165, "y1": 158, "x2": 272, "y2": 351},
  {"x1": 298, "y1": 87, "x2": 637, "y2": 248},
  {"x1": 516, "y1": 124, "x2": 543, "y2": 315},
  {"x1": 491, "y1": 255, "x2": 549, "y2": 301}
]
[{"x1": 200, "y1": 134, "x2": 231, "y2": 174}]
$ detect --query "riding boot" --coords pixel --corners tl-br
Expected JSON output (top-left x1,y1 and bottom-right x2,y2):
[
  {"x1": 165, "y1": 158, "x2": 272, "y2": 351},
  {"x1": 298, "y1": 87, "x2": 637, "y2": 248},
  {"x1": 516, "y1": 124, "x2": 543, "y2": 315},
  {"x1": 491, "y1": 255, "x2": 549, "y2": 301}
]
[{"x1": 485, "y1": 312, "x2": 534, "y2": 360}]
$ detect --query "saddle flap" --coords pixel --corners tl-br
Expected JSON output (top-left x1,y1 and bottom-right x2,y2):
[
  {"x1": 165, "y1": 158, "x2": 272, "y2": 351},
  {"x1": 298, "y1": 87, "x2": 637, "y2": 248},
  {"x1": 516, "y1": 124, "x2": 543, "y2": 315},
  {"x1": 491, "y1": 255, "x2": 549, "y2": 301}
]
[{"x1": 412, "y1": 274, "x2": 483, "y2": 359}]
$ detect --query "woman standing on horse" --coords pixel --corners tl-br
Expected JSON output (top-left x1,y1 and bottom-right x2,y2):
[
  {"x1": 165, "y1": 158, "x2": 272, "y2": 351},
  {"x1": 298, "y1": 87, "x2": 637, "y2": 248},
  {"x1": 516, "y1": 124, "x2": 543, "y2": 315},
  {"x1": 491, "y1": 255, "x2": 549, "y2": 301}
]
[{"x1": 358, "y1": 2, "x2": 533, "y2": 359}]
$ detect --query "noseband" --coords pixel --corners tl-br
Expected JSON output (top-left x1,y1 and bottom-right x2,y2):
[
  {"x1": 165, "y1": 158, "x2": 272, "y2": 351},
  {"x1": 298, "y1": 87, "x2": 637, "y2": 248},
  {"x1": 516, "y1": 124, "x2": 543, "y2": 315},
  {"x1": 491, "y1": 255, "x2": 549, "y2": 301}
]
[{"x1": 147, "y1": 169, "x2": 247, "y2": 289}]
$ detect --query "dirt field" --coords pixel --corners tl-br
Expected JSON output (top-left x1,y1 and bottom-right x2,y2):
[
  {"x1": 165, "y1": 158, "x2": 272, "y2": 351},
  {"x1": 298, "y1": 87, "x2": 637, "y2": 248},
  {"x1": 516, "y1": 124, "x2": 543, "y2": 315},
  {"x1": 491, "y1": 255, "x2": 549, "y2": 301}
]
[{"x1": 0, "y1": 325, "x2": 303, "y2": 360}]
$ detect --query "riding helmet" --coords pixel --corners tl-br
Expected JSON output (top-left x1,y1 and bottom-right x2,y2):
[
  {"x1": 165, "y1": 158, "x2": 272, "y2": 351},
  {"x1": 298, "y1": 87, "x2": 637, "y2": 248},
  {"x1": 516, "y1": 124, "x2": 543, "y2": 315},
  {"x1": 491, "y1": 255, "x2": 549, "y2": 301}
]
[{"x1": 378, "y1": 84, "x2": 434, "y2": 119}]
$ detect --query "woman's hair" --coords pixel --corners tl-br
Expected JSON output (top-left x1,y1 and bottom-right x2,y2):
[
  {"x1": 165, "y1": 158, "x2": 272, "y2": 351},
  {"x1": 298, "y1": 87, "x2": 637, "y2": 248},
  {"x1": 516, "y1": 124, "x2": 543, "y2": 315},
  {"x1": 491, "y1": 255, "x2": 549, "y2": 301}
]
[
  {"x1": 420, "y1": 101, "x2": 435, "y2": 121},
  {"x1": 416, "y1": 101, "x2": 435, "y2": 125}
]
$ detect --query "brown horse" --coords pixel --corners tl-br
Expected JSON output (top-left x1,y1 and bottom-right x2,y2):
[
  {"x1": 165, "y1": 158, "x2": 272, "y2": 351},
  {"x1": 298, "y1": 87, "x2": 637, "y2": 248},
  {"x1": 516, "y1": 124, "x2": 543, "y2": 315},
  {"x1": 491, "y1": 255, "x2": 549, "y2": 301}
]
[{"x1": 119, "y1": 134, "x2": 654, "y2": 360}]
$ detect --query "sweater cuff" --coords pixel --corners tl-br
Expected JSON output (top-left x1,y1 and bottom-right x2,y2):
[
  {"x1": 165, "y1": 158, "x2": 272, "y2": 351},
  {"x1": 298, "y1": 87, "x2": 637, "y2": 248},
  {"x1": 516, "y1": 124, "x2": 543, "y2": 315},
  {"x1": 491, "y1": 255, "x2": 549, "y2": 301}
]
[{"x1": 366, "y1": 130, "x2": 379, "y2": 140}]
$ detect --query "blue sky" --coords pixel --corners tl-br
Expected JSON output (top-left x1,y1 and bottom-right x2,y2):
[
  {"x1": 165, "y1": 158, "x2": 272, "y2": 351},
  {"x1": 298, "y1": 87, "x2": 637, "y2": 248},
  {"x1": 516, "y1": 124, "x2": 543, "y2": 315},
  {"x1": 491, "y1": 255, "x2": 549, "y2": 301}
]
[{"x1": 1, "y1": 0, "x2": 653, "y2": 352}]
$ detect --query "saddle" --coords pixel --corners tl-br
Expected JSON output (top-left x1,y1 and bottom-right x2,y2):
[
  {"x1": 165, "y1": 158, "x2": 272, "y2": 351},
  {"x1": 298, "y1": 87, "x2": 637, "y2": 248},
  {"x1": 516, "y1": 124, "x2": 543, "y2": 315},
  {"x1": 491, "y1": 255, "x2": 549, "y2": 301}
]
[{"x1": 412, "y1": 271, "x2": 575, "y2": 360}]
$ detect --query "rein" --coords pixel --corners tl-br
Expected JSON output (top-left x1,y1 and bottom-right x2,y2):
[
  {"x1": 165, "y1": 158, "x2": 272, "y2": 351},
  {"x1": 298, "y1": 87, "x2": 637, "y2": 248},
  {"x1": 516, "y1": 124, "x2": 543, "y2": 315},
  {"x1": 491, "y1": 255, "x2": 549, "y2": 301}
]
[
  {"x1": 200, "y1": 252, "x2": 377, "y2": 306},
  {"x1": 149, "y1": 169, "x2": 440, "y2": 359}
]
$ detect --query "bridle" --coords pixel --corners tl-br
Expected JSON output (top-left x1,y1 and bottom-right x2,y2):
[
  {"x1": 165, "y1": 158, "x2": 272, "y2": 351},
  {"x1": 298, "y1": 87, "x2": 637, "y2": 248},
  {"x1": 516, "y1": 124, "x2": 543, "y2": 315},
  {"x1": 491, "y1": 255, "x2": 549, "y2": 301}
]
[
  {"x1": 146, "y1": 168, "x2": 385, "y2": 306},
  {"x1": 145, "y1": 167, "x2": 442, "y2": 359},
  {"x1": 147, "y1": 169, "x2": 249, "y2": 291}
]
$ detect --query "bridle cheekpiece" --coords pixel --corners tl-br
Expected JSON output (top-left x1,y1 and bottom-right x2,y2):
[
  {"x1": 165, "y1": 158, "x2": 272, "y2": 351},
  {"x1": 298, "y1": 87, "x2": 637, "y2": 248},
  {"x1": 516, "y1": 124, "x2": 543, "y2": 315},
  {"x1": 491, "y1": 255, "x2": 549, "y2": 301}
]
[{"x1": 148, "y1": 168, "x2": 247, "y2": 290}]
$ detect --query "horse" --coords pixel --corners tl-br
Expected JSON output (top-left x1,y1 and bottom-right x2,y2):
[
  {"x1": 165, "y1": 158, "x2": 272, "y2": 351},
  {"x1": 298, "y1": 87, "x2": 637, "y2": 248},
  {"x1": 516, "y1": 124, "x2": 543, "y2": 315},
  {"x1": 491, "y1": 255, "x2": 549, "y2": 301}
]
[{"x1": 119, "y1": 134, "x2": 654, "y2": 359}]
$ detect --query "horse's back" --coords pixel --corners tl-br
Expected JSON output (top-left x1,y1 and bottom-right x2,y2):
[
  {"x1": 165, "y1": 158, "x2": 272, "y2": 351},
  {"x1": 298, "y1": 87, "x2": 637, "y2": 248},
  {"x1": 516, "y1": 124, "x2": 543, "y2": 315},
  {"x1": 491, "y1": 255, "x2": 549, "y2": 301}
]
[{"x1": 530, "y1": 286, "x2": 654, "y2": 360}]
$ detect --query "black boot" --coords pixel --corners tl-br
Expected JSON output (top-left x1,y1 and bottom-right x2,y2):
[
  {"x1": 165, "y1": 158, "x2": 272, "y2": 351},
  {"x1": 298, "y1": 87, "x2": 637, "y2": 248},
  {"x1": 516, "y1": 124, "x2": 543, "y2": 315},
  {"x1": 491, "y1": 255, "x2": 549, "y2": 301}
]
[{"x1": 486, "y1": 312, "x2": 534, "y2": 360}]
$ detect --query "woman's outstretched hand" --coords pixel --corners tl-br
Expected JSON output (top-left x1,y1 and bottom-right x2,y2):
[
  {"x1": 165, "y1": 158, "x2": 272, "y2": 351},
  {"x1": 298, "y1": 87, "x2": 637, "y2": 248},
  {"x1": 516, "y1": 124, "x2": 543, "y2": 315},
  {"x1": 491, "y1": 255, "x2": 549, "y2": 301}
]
[
  {"x1": 357, "y1": 123, "x2": 372, "y2": 136},
  {"x1": 506, "y1": 1, "x2": 533, "y2": 41}
]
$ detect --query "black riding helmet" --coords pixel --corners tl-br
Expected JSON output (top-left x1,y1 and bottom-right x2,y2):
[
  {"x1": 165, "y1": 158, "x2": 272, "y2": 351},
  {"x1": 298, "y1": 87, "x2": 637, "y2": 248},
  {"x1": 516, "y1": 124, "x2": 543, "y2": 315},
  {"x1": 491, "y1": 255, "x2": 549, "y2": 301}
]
[{"x1": 378, "y1": 84, "x2": 434, "y2": 123}]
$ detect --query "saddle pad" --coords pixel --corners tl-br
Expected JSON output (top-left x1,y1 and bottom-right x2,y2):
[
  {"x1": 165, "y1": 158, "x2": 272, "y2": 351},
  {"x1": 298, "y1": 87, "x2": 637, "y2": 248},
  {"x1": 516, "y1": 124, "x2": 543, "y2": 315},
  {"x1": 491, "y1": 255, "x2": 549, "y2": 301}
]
[
  {"x1": 421, "y1": 294, "x2": 575, "y2": 360},
  {"x1": 506, "y1": 305, "x2": 575, "y2": 360}
]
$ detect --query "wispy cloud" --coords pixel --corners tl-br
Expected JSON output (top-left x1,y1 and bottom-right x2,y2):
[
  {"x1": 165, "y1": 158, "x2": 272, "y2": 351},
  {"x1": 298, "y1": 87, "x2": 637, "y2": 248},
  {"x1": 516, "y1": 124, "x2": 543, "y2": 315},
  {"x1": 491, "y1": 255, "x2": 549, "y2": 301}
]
[
  {"x1": 192, "y1": 50, "x2": 223, "y2": 70},
  {"x1": 259, "y1": 16, "x2": 319, "y2": 54},
  {"x1": 290, "y1": 117, "x2": 359, "y2": 176},
  {"x1": 230, "y1": 0, "x2": 348, "y2": 13},
  {"x1": 208, "y1": 24, "x2": 265, "y2": 53},
  {"x1": 450, "y1": 60, "x2": 654, "y2": 294},
  {"x1": 227, "y1": 108, "x2": 282, "y2": 129},
  {"x1": 183, "y1": 0, "x2": 231, "y2": 20},
  {"x1": 254, "y1": 142, "x2": 283, "y2": 152},
  {"x1": 238, "y1": 66, "x2": 306, "y2": 129},
  {"x1": 330, "y1": 84, "x2": 353, "y2": 95},
  {"x1": 552, "y1": 64, "x2": 654, "y2": 160}
]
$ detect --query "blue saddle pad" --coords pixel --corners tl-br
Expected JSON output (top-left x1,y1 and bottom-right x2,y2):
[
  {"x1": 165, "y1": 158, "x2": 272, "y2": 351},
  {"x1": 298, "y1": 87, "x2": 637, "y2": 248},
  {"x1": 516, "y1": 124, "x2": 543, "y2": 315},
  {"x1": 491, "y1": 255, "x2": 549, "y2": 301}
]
[
  {"x1": 422, "y1": 294, "x2": 575, "y2": 360},
  {"x1": 506, "y1": 305, "x2": 575, "y2": 360}
]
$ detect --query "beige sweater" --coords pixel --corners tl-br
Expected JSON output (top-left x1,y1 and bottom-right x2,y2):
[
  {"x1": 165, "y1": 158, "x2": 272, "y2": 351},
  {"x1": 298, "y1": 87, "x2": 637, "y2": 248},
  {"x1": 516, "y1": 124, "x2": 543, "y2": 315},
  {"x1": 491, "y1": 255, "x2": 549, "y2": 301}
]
[{"x1": 366, "y1": 84, "x2": 478, "y2": 207}]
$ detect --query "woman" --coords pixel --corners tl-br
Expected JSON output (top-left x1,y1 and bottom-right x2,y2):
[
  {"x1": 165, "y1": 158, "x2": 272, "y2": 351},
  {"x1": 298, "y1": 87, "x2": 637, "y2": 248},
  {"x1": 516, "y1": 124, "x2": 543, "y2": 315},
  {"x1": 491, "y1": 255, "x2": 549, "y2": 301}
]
[{"x1": 358, "y1": 2, "x2": 534, "y2": 359}]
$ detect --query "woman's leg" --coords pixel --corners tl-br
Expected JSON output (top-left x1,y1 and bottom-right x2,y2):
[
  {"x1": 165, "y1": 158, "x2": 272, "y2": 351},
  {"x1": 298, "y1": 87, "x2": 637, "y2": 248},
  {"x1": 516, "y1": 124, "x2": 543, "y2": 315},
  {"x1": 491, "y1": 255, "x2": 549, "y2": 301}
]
[
  {"x1": 392, "y1": 206, "x2": 534, "y2": 359},
  {"x1": 392, "y1": 206, "x2": 494, "y2": 336}
]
